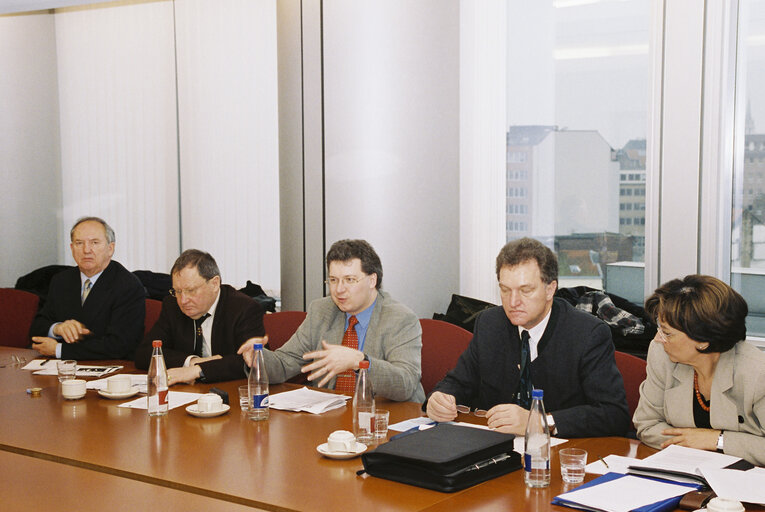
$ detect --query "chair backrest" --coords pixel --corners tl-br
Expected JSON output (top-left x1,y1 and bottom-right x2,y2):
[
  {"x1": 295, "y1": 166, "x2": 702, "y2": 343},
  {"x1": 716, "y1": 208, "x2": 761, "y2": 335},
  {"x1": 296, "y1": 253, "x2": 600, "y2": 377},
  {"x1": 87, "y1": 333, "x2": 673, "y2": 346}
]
[
  {"x1": 144, "y1": 298, "x2": 163, "y2": 335},
  {"x1": 263, "y1": 311, "x2": 307, "y2": 351},
  {"x1": 614, "y1": 350, "x2": 647, "y2": 429},
  {"x1": 420, "y1": 318, "x2": 473, "y2": 395},
  {"x1": 0, "y1": 288, "x2": 40, "y2": 348}
]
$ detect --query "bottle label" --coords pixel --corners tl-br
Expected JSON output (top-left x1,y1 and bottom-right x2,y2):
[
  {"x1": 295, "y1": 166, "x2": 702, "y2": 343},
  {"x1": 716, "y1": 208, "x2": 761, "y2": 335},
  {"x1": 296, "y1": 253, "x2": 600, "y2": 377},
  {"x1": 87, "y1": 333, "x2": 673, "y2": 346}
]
[
  {"x1": 524, "y1": 453, "x2": 550, "y2": 471},
  {"x1": 252, "y1": 393, "x2": 269, "y2": 409},
  {"x1": 358, "y1": 411, "x2": 375, "y2": 433},
  {"x1": 158, "y1": 389, "x2": 168, "y2": 406}
]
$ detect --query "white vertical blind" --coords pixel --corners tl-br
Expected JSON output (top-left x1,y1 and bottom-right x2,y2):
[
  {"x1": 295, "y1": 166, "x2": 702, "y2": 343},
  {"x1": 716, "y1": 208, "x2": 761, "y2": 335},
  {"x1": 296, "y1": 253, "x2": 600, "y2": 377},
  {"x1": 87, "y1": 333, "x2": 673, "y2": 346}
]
[
  {"x1": 54, "y1": 1, "x2": 180, "y2": 271},
  {"x1": 174, "y1": 0, "x2": 279, "y2": 291},
  {"x1": 459, "y1": 0, "x2": 507, "y2": 304}
]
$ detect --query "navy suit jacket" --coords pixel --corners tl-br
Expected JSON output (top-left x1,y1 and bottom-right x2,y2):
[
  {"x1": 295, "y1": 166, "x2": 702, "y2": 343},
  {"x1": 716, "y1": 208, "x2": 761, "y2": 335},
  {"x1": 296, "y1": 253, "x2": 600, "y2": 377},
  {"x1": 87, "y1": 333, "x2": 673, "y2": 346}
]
[
  {"x1": 29, "y1": 260, "x2": 146, "y2": 360},
  {"x1": 432, "y1": 298, "x2": 630, "y2": 437},
  {"x1": 135, "y1": 285, "x2": 265, "y2": 383}
]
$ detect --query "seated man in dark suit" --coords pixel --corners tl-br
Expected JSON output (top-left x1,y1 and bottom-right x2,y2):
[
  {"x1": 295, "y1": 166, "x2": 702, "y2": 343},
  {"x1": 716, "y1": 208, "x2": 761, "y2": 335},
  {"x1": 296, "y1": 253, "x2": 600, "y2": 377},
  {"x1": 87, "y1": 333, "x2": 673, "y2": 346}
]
[
  {"x1": 426, "y1": 237, "x2": 630, "y2": 437},
  {"x1": 30, "y1": 216, "x2": 146, "y2": 360},
  {"x1": 135, "y1": 249, "x2": 265, "y2": 384}
]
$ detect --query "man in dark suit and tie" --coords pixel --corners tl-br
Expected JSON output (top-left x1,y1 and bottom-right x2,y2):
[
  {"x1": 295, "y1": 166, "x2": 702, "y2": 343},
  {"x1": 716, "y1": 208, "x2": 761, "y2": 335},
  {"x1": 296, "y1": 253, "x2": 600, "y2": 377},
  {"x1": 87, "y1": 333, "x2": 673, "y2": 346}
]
[
  {"x1": 134, "y1": 249, "x2": 265, "y2": 384},
  {"x1": 30, "y1": 216, "x2": 146, "y2": 360},
  {"x1": 426, "y1": 237, "x2": 630, "y2": 438}
]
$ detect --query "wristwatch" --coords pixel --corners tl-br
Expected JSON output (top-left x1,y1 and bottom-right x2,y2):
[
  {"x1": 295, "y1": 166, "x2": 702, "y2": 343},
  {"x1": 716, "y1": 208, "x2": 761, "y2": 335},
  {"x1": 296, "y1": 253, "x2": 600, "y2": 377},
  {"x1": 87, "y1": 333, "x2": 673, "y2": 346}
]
[
  {"x1": 546, "y1": 414, "x2": 557, "y2": 436},
  {"x1": 716, "y1": 431, "x2": 724, "y2": 453}
]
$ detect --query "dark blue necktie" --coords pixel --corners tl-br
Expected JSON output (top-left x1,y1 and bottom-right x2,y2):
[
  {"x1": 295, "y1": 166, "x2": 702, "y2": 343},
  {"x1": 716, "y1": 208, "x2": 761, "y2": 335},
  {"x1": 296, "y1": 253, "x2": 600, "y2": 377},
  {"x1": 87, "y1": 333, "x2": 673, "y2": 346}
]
[{"x1": 517, "y1": 330, "x2": 532, "y2": 409}]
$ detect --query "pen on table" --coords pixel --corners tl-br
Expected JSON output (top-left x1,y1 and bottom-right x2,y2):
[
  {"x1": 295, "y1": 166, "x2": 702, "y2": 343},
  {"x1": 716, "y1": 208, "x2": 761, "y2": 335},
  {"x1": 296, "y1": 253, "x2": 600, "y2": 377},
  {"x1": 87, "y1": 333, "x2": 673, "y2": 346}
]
[
  {"x1": 40, "y1": 359, "x2": 49, "y2": 365},
  {"x1": 599, "y1": 456, "x2": 609, "y2": 468}
]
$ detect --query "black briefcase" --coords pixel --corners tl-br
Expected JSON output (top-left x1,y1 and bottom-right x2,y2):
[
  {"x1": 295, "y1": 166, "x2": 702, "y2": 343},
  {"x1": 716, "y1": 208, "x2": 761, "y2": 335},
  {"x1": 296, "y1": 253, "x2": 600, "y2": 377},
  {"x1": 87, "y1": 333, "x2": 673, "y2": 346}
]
[{"x1": 360, "y1": 423, "x2": 521, "y2": 492}]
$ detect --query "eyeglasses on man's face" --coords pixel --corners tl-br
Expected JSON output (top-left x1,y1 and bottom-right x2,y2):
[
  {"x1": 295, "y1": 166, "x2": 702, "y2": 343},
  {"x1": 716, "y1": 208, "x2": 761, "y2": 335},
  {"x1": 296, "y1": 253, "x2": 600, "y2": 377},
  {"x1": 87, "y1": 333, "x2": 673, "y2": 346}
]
[
  {"x1": 169, "y1": 278, "x2": 211, "y2": 298},
  {"x1": 325, "y1": 275, "x2": 366, "y2": 287}
]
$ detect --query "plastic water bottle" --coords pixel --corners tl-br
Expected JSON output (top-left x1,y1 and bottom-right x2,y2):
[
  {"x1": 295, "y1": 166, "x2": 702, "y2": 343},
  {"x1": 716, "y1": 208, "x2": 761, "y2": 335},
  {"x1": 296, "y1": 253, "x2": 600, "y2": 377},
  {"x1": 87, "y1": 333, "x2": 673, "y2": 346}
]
[
  {"x1": 524, "y1": 388, "x2": 551, "y2": 488},
  {"x1": 147, "y1": 340, "x2": 168, "y2": 416},
  {"x1": 352, "y1": 360, "x2": 375, "y2": 445},
  {"x1": 248, "y1": 342, "x2": 269, "y2": 421}
]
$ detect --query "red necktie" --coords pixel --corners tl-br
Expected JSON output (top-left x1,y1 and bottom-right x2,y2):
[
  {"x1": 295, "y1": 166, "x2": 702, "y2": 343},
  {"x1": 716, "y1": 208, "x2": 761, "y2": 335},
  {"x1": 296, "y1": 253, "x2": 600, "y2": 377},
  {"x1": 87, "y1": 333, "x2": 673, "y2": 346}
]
[{"x1": 334, "y1": 315, "x2": 359, "y2": 394}]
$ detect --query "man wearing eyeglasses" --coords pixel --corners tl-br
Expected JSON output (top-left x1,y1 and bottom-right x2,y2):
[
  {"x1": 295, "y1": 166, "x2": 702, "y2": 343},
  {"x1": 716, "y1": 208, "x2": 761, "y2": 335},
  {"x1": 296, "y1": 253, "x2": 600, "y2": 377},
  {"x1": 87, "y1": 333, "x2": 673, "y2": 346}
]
[
  {"x1": 426, "y1": 237, "x2": 630, "y2": 438},
  {"x1": 134, "y1": 249, "x2": 265, "y2": 384},
  {"x1": 30, "y1": 216, "x2": 146, "y2": 360},
  {"x1": 238, "y1": 239, "x2": 424, "y2": 402}
]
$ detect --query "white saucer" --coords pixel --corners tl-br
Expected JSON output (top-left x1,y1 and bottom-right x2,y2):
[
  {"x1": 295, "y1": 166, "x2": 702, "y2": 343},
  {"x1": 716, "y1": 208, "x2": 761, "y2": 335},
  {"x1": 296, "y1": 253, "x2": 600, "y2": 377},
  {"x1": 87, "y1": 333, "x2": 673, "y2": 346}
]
[
  {"x1": 186, "y1": 403, "x2": 230, "y2": 418},
  {"x1": 63, "y1": 392, "x2": 86, "y2": 400},
  {"x1": 97, "y1": 387, "x2": 140, "y2": 400},
  {"x1": 316, "y1": 442, "x2": 367, "y2": 459}
]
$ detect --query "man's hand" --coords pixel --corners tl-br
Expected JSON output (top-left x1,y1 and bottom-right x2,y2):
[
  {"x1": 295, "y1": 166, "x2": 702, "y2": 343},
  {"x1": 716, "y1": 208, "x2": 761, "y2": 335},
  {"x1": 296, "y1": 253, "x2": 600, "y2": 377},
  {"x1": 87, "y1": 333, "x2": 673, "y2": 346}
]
[
  {"x1": 426, "y1": 391, "x2": 458, "y2": 422},
  {"x1": 301, "y1": 340, "x2": 364, "y2": 387},
  {"x1": 660, "y1": 427, "x2": 720, "y2": 451},
  {"x1": 237, "y1": 336, "x2": 269, "y2": 367},
  {"x1": 52, "y1": 319, "x2": 91, "y2": 343},
  {"x1": 168, "y1": 365, "x2": 202, "y2": 385},
  {"x1": 31, "y1": 337, "x2": 59, "y2": 356},
  {"x1": 485, "y1": 403, "x2": 529, "y2": 435}
]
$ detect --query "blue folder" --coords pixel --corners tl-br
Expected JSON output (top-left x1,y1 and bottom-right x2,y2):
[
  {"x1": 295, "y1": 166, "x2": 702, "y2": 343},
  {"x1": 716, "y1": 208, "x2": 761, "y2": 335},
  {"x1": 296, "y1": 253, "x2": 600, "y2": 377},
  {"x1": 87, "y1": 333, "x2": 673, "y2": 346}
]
[{"x1": 551, "y1": 471, "x2": 701, "y2": 512}]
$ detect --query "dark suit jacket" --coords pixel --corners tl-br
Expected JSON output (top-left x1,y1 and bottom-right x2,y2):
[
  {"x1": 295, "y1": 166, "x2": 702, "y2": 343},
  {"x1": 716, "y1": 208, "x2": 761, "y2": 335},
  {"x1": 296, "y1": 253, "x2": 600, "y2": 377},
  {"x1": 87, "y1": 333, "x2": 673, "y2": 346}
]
[
  {"x1": 135, "y1": 285, "x2": 265, "y2": 383},
  {"x1": 432, "y1": 298, "x2": 630, "y2": 437},
  {"x1": 28, "y1": 260, "x2": 146, "y2": 360}
]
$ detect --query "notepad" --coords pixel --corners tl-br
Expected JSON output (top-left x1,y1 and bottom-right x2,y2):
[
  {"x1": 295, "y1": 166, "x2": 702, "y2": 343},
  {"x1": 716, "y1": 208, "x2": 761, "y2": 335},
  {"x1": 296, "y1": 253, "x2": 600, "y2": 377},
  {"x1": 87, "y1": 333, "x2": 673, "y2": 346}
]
[{"x1": 268, "y1": 387, "x2": 350, "y2": 414}]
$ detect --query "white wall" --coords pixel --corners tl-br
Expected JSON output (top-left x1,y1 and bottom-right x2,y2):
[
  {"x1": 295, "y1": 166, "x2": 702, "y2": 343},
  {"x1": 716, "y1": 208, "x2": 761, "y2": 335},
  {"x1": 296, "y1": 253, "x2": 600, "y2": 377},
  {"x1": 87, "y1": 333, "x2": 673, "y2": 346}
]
[
  {"x1": 320, "y1": 0, "x2": 460, "y2": 317},
  {"x1": 0, "y1": 13, "x2": 61, "y2": 287}
]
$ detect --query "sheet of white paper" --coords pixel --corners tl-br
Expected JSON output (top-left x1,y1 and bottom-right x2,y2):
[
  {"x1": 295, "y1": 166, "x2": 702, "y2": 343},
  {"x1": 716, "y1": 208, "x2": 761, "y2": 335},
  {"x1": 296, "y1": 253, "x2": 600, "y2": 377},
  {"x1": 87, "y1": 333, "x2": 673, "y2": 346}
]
[
  {"x1": 118, "y1": 391, "x2": 202, "y2": 410},
  {"x1": 556, "y1": 474, "x2": 693, "y2": 512},
  {"x1": 33, "y1": 365, "x2": 123, "y2": 378},
  {"x1": 268, "y1": 387, "x2": 350, "y2": 414},
  {"x1": 388, "y1": 416, "x2": 434, "y2": 432},
  {"x1": 638, "y1": 444, "x2": 740, "y2": 472},
  {"x1": 513, "y1": 435, "x2": 567, "y2": 454},
  {"x1": 22, "y1": 359, "x2": 51, "y2": 371},
  {"x1": 701, "y1": 467, "x2": 765, "y2": 504},
  {"x1": 585, "y1": 454, "x2": 641, "y2": 475},
  {"x1": 87, "y1": 374, "x2": 147, "y2": 393}
]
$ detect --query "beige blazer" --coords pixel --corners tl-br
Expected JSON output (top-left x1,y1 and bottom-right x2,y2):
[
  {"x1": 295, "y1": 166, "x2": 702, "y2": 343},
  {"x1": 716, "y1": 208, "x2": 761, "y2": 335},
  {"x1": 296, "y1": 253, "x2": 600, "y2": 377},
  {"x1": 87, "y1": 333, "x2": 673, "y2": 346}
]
[
  {"x1": 262, "y1": 290, "x2": 424, "y2": 402},
  {"x1": 634, "y1": 340, "x2": 765, "y2": 466}
]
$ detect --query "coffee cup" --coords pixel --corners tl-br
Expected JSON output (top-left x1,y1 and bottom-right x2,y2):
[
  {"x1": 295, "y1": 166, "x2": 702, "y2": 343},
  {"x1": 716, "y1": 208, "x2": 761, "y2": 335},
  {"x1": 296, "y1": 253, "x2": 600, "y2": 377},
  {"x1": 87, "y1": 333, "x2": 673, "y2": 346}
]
[
  {"x1": 61, "y1": 379, "x2": 87, "y2": 399},
  {"x1": 705, "y1": 497, "x2": 745, "y2": 512},
  {"x1": 327, "y1": 430, "x2": 357, "y2": 452},
  {"x1": 197, "y1": 393, "x2": 224, "y2": 412},
  {"x1": 106, "y1": 375, "x2": 132, "y2": 394}
]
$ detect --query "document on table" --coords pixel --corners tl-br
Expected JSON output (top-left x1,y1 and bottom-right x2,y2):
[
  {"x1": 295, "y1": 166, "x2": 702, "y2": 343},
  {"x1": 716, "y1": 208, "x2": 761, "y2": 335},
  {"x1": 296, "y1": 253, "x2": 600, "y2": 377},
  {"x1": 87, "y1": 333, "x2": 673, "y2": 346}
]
[
  {"x1": 554, "y1": 474, "x2": 695, "y2": 512},
  {"x1": 628, "y1": 444, "x2": 742, "y2": 484},
  {"x1": 701, "y1": 466, "x2": 765, "y2": 504},
  {"x1": 118, "y1": 391, "x2": 202, "y2": 410},
  {"x1": 24, "y1": 359, "x2": 123, "y2": 378},
  {"x1": 585, "y1": 454, "x2": 641, "y2": 475},
  {"x1": 268, "y1": 387, "x2": 350, "y2": 414},
  {"x1": 87, "y1": 374, "x2": 148, "y2": 393}
]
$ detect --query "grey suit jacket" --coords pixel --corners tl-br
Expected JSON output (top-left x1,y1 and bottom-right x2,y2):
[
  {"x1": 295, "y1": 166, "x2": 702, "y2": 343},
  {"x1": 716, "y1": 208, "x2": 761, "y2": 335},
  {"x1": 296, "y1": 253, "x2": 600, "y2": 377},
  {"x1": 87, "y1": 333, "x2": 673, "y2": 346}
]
[
  {"x1": 262, "y1": 291, "x2": 424, "y2": 402},
  {"x1": 634, "y1": 340, "x2": 765, "y2": 466}
]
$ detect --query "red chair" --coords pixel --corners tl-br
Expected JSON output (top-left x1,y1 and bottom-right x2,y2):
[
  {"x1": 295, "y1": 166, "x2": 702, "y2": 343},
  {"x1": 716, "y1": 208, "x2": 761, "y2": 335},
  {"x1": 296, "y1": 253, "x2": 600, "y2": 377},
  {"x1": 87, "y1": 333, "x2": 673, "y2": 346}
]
[
  {"x1": 144, "y1": 298, "x2": 163, "y2": 335},
  {"x1": 614, "y1": 350, "x2": 648, "y2": 430},
  {"x1": 263, "y1": 311, "x2": 307, "y2": 351},
  {"x1": 0, "y1": 288, "x2": 40, "y2": 348},
  {"x1": 419, "y1": 319, "x2": 473, "y2": 395}
]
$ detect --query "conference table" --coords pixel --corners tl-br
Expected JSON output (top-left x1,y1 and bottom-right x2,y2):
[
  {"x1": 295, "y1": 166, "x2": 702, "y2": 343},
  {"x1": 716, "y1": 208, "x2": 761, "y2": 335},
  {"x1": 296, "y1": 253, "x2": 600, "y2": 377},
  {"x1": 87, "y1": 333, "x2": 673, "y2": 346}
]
[{"x1": 0, "y1": 346, "x2": 758, "y2": 511}]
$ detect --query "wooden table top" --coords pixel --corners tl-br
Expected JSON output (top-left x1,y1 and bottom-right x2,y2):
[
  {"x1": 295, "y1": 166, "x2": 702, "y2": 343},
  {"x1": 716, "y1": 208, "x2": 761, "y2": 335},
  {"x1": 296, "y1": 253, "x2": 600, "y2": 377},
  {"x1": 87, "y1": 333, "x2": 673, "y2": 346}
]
[{"x1": 2, "y1": 346, "x2": 759, "y2": 512}]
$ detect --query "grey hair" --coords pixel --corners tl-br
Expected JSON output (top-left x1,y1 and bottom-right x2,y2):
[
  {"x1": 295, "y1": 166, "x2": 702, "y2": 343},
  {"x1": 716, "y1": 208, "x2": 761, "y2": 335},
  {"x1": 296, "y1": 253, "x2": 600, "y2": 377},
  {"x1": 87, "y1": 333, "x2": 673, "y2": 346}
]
[{"x1": 70, "y1": 216, "x2": 115, "y2": 244}]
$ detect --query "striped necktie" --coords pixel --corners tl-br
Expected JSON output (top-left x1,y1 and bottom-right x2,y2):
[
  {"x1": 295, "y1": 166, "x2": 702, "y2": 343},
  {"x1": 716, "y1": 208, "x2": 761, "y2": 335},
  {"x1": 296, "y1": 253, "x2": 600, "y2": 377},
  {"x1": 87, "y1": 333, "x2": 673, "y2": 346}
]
[
  {"x1": 81, "y1": 279, "x2": 92, "y2": 305},
  {"x1": 193, "y1": 313, "x2": 211, "y2": 357},
  {"x1": 334, "y1": 315, "x2": 359, "y2": 394}
]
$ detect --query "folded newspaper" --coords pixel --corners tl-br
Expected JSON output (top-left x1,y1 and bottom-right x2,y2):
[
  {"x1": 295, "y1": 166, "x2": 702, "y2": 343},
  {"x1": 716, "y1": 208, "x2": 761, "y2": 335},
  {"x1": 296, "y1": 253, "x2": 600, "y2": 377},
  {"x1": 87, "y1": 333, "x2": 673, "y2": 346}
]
[{"x1": 268, "y1": 387, "x2": 350, "y2": 414}]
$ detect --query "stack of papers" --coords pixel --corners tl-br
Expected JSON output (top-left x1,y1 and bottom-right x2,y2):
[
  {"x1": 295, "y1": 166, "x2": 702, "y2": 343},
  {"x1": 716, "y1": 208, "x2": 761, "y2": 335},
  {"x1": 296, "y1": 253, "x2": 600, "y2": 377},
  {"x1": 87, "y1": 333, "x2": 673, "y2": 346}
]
[
  {"x1": 23, "y1": 359, "x2": 122, "y2": 378},
  {"x1": 268, "y1": 387, "x2": 350, "y2": 414},
  {"x1": 627, "y1": 444, "x2": 742, "y2": 484}
]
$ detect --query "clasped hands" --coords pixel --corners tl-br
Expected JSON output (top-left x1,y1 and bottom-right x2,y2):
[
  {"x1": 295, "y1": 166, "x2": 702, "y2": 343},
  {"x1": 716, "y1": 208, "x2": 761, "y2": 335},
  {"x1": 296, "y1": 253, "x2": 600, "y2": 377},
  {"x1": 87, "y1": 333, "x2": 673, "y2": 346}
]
[
  {"x1": 237, "y1": 337, "x2": 363, "y2": 387},
  {"x1": 426, "y1": 391, "x2": 530, "y2": 436},
  {"x1": 659, "y1": 427, "x2": 721, "y2": 451},
  {"x1": 31, "y1": 319, "x2": 92, "y2": 356}
]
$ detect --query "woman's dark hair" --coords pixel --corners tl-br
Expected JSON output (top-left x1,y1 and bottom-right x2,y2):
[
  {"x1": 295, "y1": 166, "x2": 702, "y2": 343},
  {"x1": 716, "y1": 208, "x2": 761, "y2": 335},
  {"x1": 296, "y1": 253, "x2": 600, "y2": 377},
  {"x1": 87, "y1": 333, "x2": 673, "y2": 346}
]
[{"x1": 644, "y1": 274, "x2": 747, "y2": 353}]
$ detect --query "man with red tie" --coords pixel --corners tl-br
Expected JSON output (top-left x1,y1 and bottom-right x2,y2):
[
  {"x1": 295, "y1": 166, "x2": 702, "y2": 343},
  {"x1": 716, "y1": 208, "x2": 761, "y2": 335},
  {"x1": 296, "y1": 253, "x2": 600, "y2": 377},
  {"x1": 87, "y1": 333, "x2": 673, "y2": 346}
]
[{"x1": 239, "y1": 239, "x2": 424, "y2": 402}]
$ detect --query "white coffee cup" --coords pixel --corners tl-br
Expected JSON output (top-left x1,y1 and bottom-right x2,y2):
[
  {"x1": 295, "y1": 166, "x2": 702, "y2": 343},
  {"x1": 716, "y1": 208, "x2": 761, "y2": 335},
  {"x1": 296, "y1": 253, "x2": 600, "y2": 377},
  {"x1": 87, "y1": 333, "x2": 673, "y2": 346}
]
[
  {"x1": 327, "y1": 430, "x2": 357, "y2": 452},
  {"x1": 197, "y1": 393, "x2": 223, "y2": 412},
  {"x1": 106, "y1": 375, "x2": 132, "y2": 394},
  {"x1": 705, "y1": 497, "x2": 745, "y2": 512},
  {"x1": 61, "y1": 379, "x2": 87, "y2": 399}
]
